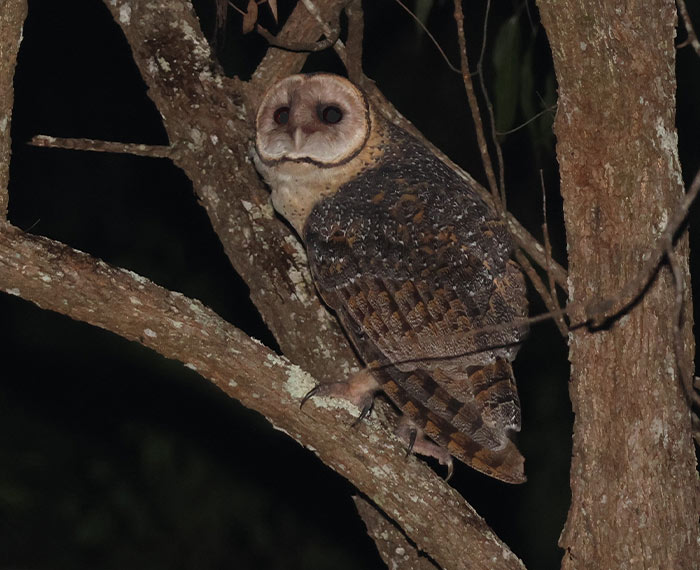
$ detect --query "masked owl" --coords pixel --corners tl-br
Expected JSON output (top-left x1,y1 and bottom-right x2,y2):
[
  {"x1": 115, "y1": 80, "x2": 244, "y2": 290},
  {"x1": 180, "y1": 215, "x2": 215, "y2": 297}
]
[{"x1": 253, "y1": 73, "x2": 528, "y2": 483}]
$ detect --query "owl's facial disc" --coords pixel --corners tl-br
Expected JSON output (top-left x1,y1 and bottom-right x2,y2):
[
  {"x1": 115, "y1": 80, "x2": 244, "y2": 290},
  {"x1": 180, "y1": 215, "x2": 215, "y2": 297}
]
[{"x1": 255, "y1": 74, "x2": 371, "y2": 166}]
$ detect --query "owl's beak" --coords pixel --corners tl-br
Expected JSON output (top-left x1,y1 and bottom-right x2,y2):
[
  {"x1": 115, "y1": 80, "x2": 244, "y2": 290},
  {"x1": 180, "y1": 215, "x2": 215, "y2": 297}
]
[{"x1": 292, "y1": 127, "x2": 305, "y2": 150}]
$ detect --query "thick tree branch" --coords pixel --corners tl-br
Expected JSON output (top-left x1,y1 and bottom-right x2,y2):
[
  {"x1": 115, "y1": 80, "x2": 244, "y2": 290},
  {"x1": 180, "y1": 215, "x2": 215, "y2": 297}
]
[
  {"x1": 0, "y1": 0, "x2": 28, "y2": 219},
  {"x1": 0, "y1": 225, "x2": 525, "y2": 570},
  {"x1": 353, "y1": 496, "x2": 439, "y2": 570},
  {"x1": 101, "y1": 0, "x2": 357, "y2": 386}
]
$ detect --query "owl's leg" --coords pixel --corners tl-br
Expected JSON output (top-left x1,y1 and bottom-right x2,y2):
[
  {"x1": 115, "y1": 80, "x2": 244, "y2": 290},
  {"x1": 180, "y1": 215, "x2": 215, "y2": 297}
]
[
  {"x1": 301, "y1": 368, "x2": 380, "y2": 422},
  {"x1": 396, "y1": 416, "x2": 454, "y2": 480}
]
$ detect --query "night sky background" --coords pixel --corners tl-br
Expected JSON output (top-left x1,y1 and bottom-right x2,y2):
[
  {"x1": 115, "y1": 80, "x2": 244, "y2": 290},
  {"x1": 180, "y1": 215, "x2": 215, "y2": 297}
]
[{"x1": 2, "y1": 1, "x2": 699, "y2": 569}]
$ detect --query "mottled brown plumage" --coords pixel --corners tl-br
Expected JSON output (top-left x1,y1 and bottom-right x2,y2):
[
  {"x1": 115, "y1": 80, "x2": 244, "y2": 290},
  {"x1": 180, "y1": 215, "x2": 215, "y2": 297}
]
[{"x1": 254, "y1": 74, "x2": 528, "y2": 483}]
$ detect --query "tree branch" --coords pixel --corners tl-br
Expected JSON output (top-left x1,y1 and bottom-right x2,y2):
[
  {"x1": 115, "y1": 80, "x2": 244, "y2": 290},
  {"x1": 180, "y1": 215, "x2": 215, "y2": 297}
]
[
  {"x1": 0, "y1": 225, "x2": 524, "y2": 570},
  {"x1": 29, "y1": 135, "x2": 176, "y2": 159},
  {"x1": 353, "y1": 496, "x2": 440, "y2": 570},
  {"x1": 101, "y1": 0, "x2": 357, "y2": 386},
  {"x1": 677, "y1": 0, "x2": 700, "y2": 55}
]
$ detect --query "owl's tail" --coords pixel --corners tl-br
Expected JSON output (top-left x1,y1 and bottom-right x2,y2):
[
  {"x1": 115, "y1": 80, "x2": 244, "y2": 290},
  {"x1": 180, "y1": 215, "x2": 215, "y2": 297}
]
[{"x1": 377, "y1": 359, "x2": 526, "y2": 484}]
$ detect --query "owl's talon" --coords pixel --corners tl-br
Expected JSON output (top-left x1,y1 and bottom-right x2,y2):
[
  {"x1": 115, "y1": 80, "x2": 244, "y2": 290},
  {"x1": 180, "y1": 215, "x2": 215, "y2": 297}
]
[
  {"x1": 299, "y1": 371, "x2": 379, "y2": 424},
  {"x1": 300, "y1": 385, "x2": 321, "y2": 410},
  {"x1": 405, "y1": 428, "x2": 417, "y2": 457},
  {"x1": 352, "y1": 399, "x2": 374, "y2": 426},
  {"x1": 444, "y1": 458, "x2": 454, "y2": 482}
]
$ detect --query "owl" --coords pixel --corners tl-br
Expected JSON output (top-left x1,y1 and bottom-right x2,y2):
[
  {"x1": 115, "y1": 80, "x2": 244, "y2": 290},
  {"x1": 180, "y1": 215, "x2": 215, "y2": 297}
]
[{"x1": 253, "y1": 73, "x2": 528, "y2": 483}]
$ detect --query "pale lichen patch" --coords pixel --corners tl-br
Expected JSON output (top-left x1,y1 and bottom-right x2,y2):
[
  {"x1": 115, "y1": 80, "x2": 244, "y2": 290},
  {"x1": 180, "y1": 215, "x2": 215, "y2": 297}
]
[
  {"x1": 654, "y1": 116, "x2": 683, "y2": 188},
  {"x1": 278, "y1": 359, "x2": 316, "y2": 399},
  {"x1": 185, "y1": 363, "x2": 198, "y2": 371},
  {"x1": 144, "y1": 328, "x2": 157, "y2": 338},
  {"x1": 650, "y1": 417, "x2": 668, "y2": 444},
  {"x1": 118, "y1": 4, "x2": 131, "y2": 23},
  {"x1": 5, "y1": 288, "x2": 20, "y2": 296}
]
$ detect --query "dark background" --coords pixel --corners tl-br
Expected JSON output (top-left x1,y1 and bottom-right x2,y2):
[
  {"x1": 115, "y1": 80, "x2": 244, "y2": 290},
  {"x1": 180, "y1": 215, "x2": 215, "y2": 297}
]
[{"x1": 2, "y1": 1, "x2": 699, "y2": 569}]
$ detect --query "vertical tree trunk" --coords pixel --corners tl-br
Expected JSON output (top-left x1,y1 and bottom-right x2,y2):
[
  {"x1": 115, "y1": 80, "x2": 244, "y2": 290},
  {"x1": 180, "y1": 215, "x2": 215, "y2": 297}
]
[
  {"x1": 0, "y1": 0, "x2": 28, "y2": 219},
  {"x1": 537, "y1": 1, "x2": 699, "y2": 567}
]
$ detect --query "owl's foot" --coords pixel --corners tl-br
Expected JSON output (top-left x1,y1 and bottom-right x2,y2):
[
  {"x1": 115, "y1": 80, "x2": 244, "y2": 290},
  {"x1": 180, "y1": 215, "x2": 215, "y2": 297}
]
[
  {"x1": 301, "y1": 368, "x2": 380, "y2": 423},
  {"x1": 396, "y1": 417, "x2": 454, "y2": 481}
]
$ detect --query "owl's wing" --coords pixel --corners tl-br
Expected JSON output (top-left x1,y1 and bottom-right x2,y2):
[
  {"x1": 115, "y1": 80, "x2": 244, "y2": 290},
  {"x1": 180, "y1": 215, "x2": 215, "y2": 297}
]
[
  {"x1": 322, "y1": 267, "x2": 527, "y2": 483},
  {"x1": 304, "y1": 144, "x2": 527, "y2": 482}
]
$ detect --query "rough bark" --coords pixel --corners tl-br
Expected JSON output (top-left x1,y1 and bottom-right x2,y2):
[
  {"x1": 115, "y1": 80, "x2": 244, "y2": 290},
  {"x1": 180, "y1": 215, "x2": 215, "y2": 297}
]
[
  {"x1": 353, "y1": 496, "x2": 440, "y2": 570},
  {"x1": 0, "y1": 0, "x2": 28, "y2": 219},
  {"x1": 536, "y1": 1, "x2": 700, "y2": 567}
]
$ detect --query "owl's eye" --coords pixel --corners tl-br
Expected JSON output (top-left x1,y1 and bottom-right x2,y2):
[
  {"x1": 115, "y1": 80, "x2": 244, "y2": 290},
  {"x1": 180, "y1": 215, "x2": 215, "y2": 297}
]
[
  {"x1": 273, "y1": 107, "x2": 290, "y2": 125},
  {"x1": 319, "y1": 105, "x2": 343, "y2": 124}
]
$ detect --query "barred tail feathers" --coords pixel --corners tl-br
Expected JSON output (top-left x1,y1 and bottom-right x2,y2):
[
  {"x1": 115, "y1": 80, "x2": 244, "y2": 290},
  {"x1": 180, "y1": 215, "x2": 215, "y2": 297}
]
[{"x1": 375, "y1": 361, "x2": 525, "y2": 484}]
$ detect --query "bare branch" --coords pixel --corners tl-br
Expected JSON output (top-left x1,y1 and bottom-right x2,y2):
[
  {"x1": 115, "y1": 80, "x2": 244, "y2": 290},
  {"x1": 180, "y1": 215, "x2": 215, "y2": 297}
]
[
  {"x1": 345, "y1": 0, "x2": 364, "y2": 82},
  {"x1": 256, "y1": 22, "x2": 340, "y2": 52},
  {"x1": 0, "y1": 0, "x2": 28, "y2": 220},
  {"x1": 515, "y1": 250, "x2": 568, "y2": 337},
  {"x1": 453, "y1": 1, "x2": 500, "y2": 205},
  {"x1": 250, "y1": 0, "x2": 347, "y2": 92},
  {"x1": 30, "y1": 135, "x2": 176, "y2": 159},
  {"x1": 677, "y1": 0, "x2": 700, "y2": 55},
  {"x1": 475, "y1": 0, "x2": 507, "y2": 208},
  {"x1": 0, "y1": 225, "x2": 525, "y2": 570},
  {"x1": 391, "y1": 0, "x2": 461, "y2": 74}
]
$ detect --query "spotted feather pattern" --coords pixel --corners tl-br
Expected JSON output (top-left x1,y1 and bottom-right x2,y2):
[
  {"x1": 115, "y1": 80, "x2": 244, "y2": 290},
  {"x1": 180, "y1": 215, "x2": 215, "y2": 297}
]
[{"x1": 304, "y1": 124, "x2": 528, "y2": 483}]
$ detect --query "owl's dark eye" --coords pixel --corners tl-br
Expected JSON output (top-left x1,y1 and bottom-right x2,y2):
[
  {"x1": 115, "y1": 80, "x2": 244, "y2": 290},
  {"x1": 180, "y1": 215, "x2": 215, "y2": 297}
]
[
  {"x1": 319, "y1": 105, "x2": 343, "y2": 124},
  {"x1": 273, "y1": 107, "x2": 290, "y2": 125}
]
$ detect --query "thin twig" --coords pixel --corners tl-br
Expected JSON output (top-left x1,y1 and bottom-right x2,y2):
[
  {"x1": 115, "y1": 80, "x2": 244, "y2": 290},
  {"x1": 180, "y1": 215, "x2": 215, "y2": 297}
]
[
  {"x1": 516, "y1": 250, "x2": 568, "y2": 337},
  {"x1": 676, "y1": 0, "x2": 700, "y2": 55},
  {"x1": 475, "y1": 0, "x2": 506, "y2": 208},
  {"x1": 29, "y1": 135, "x2": 177, "y2": 159},
  {"x1": 392, "y1": 0, "x2": 461, "y2": 74},
  {"x1": 453, "y1": 1, "x2": 500, "y2": 206},
  {"x1": 541, "y1": 170, "x2": 557, "y2": 303},
  {"x1": 497, "y1": 104, "x2": 557, "y2": 136},
  {"x1": 540, "y1": 171, "x2": 566, "y2": 335}
]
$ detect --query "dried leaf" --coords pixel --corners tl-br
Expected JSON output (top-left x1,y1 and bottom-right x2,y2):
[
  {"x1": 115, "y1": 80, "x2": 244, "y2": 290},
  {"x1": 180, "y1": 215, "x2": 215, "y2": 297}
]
[
  {"x1": 268, "y1": 0, "x2": 278, "y2": 23},
  {"x1": 242, "y1": 0, "x2": 258, "y2": 34}
]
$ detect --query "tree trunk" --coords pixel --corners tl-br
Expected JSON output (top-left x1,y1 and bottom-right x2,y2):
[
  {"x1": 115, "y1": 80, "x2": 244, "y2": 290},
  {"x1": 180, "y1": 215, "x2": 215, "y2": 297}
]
[{"x1": 537, "y1": 1, "x2": 700, "y2": 567}]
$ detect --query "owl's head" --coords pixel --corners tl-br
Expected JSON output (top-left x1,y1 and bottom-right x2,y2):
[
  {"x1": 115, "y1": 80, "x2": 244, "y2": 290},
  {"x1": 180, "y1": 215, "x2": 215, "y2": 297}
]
[{"x1": 254, "y1": 73, "x2": 371, "y2": 166}]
